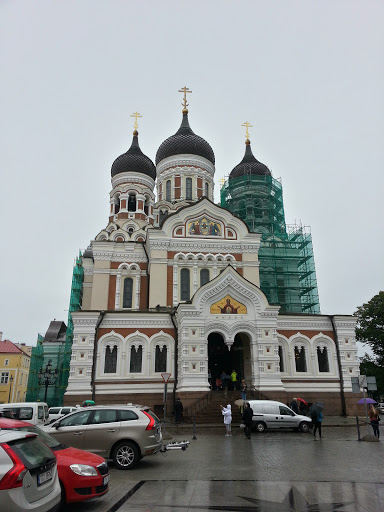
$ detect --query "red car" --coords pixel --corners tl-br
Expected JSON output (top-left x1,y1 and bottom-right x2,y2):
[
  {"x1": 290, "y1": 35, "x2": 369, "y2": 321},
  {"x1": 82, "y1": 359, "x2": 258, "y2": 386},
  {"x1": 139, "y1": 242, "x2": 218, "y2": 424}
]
[{"x1": 0, "y1": 418, "x2": 110, "y2": 504}]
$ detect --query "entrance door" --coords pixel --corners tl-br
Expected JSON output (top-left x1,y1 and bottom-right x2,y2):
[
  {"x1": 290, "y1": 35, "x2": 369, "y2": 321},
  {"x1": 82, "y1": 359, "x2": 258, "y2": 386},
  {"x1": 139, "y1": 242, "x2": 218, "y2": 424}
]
[{"x1": 208, "y1": 333, "x2": 246, "y2": 388}]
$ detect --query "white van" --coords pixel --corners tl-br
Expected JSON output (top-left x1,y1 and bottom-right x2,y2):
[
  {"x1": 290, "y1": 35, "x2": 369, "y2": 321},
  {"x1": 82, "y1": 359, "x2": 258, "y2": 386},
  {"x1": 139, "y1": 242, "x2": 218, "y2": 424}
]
[
  {"x1": 48, "y1": 406, "x2": 78, "y2": 422},
  {"x1": 1, "y1": 402, "x2": 49, "y2": 425},
  {"x1": 247, "y1": 400, "x2": 312, "y2": 433}
]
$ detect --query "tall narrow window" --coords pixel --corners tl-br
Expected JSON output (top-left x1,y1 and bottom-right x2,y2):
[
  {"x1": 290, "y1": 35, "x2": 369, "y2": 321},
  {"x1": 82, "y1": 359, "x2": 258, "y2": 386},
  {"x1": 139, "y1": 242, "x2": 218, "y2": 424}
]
[
  {"x1": 128, "y1": 194, "x2": 136, "y2": 212},
  {"x1": 166, "y1": 180, "x2": 171, "y2": 201},
  {"x1": 155, "y1": 345, "x2": 167, "y2": 372},
  {"x1": 278, "y1": 346, "x2": 284, "y2": 372},
  {"x1": 144, "y1": 197, "x2": 150, "y2": 216},
  {"x1": 159, "y1": 210, "x2": 168, "y2": 225},
  {"x1": 180, "y1": 268, "x2": 190, "y2": 301},
  {"x1": 130, "y1": 346, "x2": 142, "y2": 373},
  {"x1": 114, "y1": 199, "x2": 120, "y2": 214},
  {"x1": 294, "y1": 346, "x2": 307, "y2": 372},
  {"x1": 123, "y1": 278, "x2": 133, "y2": 308},
  {"x1": 205, "y1": 183, "x2": 209, "y2": 197},
  {"x1": 186, "y1": 178, "x2": 192, "y2": 200},
  {"x1": 200, "y1": 268, "x2": 209, "y2": 286},
  {"x1": 317, "y1": 346, "x2": 329, "y2": 372},
  {"x1": 104, "y1": 345, "x2": 117, "y2": 373}
]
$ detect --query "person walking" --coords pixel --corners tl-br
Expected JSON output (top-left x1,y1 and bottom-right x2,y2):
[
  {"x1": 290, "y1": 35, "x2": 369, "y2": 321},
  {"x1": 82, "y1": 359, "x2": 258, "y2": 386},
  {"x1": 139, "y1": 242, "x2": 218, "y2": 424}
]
[
  {"x1": 174, "y1": 398, "x2": 184, "y2": 424},
  {"x1": 311, "y1": 407, "x2": 323, "y2": 438},
  {"x1": 241, "y1": 379, "x2": 247, "y2": 401},
  {"x1": 242, "y1": 402, "x2": 253, "y2": 439},
  {"x1": 230, "y1": 369, "x2": 238, "y2": 391},
  {"x1": 221, "y1": 404, "x2": 232, "y2": 436},
  {"x1": 369, "y1": 404, "x2": 380, "y2": 439},
  {"x1": 221, "y1": 371, "x2": 230, "y2": 398}
]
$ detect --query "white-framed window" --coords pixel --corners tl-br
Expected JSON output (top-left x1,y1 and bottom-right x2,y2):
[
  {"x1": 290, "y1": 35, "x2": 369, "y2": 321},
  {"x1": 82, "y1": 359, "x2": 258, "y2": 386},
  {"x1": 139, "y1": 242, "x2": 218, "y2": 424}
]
[
  {"x1": 155, "y1": 345, "x2": 167, "y2": 373},
  {"x1": 294, "y1": 345, "x2": 307, "y2": 372},
  {"x1": 317, "y1": 346, "x2": 330, "y2": 372},
  {"x1": 123, "y1": 277, "x2": 133, "y2": 308},
  {"x1": 104, "y1": 344, "x2": 118, "y2": 373},
  {"x1": 130, "y1": 345, "x2": 143, "y2": 373},
  {"x1": 0, "y1": 372, "x2": 9, "y2": 384},
  {"x1": 200, "y1": 268, "x2": 210, "y2": 286},
  {"x1": 180, "y1": 268, "x2": 190, "y2": 301},
  {"x1": 186, "y1": 177, "x2": 192, "y2": 200},
  {"x1": 166, "y1": 180, "x2": 171, "y2": 201}
]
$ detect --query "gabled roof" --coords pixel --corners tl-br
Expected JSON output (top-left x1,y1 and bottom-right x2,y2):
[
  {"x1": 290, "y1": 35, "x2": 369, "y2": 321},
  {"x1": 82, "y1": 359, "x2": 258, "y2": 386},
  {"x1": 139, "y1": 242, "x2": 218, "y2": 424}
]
[{"x1": 0, "y1": 340, "x2": 22, "y2": 354}]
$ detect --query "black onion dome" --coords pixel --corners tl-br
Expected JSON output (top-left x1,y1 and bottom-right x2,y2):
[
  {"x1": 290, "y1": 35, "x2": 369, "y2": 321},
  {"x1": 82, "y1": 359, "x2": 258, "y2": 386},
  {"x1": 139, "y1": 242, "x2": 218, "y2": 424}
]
[
  {"x1": 156, "y1": 112, "x2": 215, "y2": 165},
  {"x1": 229, "y1": 140, "x2": 271, "y2": 179},
  {"x1": 111, "y1": 132, "x2": 156, "y2": 180}
]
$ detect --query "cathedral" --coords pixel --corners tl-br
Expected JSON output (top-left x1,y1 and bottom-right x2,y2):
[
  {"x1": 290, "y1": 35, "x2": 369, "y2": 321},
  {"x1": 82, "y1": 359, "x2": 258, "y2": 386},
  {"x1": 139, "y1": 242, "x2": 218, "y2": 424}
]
[{"x1": 65, "y1": 89, "x2": 360, "y2": 415}]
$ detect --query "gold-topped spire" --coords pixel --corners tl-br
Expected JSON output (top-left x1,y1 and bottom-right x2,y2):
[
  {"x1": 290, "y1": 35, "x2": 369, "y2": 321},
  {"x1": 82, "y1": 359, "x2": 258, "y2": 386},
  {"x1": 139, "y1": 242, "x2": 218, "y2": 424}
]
[
  {"x1": 178, "y1": 86, "x2": 192, "y2": 113},
  {"x1": 130, "y1": 111, "x2": 142, "y2": 132},
  {"x1": 241, "y1": 121, "x2": 253, "y2": 142}
]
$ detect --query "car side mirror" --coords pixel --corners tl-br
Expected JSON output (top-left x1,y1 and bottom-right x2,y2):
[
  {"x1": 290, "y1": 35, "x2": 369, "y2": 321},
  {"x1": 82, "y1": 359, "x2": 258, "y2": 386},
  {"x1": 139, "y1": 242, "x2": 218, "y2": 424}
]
[{"x1": 55, "y1": 422, "x2": 60, "y2": 429}]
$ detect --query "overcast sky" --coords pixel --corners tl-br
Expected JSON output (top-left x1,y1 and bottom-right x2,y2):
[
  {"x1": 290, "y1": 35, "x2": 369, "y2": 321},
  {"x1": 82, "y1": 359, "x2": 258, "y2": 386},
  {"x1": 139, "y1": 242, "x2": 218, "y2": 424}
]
[{"x1": 1, "y1": 1, "x2": 383, "y2": 357}]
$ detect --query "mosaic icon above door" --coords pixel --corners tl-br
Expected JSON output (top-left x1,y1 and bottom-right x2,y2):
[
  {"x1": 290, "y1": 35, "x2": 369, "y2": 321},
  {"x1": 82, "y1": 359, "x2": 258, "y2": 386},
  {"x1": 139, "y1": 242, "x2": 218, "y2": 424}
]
[
  {"x1": 187, "y1": 216, "x2": 222, "y2": 237},
  {"x1": 210, "y1": 295, "x2": 247, "y2": 315}
]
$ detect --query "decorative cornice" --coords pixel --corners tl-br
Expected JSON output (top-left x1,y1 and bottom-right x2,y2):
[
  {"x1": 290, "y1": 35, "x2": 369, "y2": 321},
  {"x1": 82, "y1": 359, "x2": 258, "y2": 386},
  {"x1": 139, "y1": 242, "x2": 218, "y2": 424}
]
[
  {"x1": 92, "y1": 252, "x2": 148, "y2": 263},
  {"x1": 147, "y1": 241, "x2": 259, "y2": 253},
  {"x1": 101, "y1": 319, "x2": 174, "y2": 328},
  {"x1": 111, "y1": 172, "x2": 155, "y2": 190},
  {"x1": 157, "y1": 155, "x2": 215, "y2": 176}
]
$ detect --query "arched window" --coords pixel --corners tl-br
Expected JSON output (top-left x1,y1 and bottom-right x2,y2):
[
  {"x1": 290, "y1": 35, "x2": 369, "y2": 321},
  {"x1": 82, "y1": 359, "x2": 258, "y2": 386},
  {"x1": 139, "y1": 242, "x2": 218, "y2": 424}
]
[
  {"x1": 155, "y1": 345, "x2": 167, "y2": 372},
  {"x1": 123, "y1": 278, "x2": 133, "y2": 308},
  {"x1": 166, "y1": 180, "x2": 171, "y2": 201},
  {"x1": 130, "y1": 346, "x2": 142, "y2": 373},
  {"x1": 294, "y1": 346, "x2": 307, "y2": 372},
  {"x1": 114, "y1": 198, "x2": 120, "y2": 214},
  {"x1": 180, "y1": 268, "x2": 190, "y2": 301},
  {"x1": 104, "y1": 344, "x2": 117, "y2": 373},
  {"x1": 159, "y1": 210, "x2": 168, "y2": 225},
  {"x1": 144, "y1": 197, "x2": 150, "y2": 216},
  {"x1": 317, "y1": 346, "x2": 329, "y2": 372},
  {"x1": 205, "y1": 183, "x2": 209, "y2": 197},
  {"x1": 278, "y1": 346, "x2": 284, "y2": 372},
  {"x1": 186, "y1": 178, "x2": 192, "y2": 200},
  {"x1": 200, "y1": 268, "x2": 209, "y2": 286},
  {"x1": 128, "y1": 194, "x2": 136, "y2": 212}
]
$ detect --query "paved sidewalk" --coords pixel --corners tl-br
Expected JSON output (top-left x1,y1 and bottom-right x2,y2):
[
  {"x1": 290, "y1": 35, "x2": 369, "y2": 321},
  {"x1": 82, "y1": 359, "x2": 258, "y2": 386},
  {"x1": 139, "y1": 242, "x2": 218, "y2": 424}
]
[{"x1": 64, "y1": 426, "x2": 384, "y2": 512}]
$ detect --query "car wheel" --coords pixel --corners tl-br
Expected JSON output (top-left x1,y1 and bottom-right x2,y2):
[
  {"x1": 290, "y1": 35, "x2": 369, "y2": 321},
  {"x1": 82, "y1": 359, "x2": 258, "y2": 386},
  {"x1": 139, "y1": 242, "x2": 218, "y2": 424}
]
[
  {"x1": 112, "y1": 441, "x2": 140, "y2": 470},
  {"x1": 299, "y1": 422, "x2": 310, "y2": 433},
  {"x1": 255, "y1": 422, "x2": 266, "y2": 433}
]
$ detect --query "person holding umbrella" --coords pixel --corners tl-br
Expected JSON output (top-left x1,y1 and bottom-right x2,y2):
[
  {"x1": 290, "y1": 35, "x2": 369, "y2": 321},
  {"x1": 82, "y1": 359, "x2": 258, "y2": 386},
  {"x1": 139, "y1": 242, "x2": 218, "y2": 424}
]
[
  {"x1": 368, "y1": 404, "x2": 380, "y2": 439},
  {"x1": 310, "y1": 402, "x2": 324, "y2": 438}
]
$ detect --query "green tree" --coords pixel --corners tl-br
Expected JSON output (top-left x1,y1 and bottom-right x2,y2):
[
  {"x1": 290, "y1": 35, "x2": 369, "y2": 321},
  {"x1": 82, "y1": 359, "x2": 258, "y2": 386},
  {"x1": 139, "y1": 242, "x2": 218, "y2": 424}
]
[
  {"x1": 355, "y1": 291, "x2": 384, "y2": 364},
  {"x1": 359, "y1": 354, "x2": 384, "y2": 399}
]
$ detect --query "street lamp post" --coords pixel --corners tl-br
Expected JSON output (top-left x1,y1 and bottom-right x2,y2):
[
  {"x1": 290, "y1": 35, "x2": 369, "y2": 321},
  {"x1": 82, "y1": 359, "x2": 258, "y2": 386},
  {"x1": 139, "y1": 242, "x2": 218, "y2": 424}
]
[
  {"x1": 8, "y1": 374, "x2": 14, "y2": 403},
  {"x1": 38, "y1": 360, "x2": 58, "y2": 403}
]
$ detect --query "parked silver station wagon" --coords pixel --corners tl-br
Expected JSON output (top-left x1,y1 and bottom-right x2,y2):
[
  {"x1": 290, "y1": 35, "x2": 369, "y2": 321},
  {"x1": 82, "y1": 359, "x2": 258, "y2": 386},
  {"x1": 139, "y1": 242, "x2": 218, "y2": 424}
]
[
  {"x1": 43, "y1": 404, "x2": 162, "y2": 469},
  {"x1": 248, "y1": 400, "x2": 312, "y2": 433}
]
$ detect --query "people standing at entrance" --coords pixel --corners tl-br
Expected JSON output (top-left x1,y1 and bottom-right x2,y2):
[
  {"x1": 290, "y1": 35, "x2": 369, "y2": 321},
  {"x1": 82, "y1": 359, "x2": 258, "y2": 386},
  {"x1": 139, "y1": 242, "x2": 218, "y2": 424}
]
[
  {"x1": 208, "y1": 369, "x2": 212, "y2": 389},
  {"x1": 242, "y1": 402, "x2": 253, "y2": 439},
  {"x1": 230, "y1": 369, "x2": 238, "y2": 390},
  {"x1": 215, "y1": 376, "x2": 222, "y2": 391},
  {"x1": 174, "y1": 398, "x2": 184, "y2": 424},
  {"x1": 369, "y1": 405, "x2": 380, "y2": 438},
  {"x1": 221, "y1": 371, "x2": 230, "y2": 398},
  {"x1": 221, "y1": 404, "x2": 232, "y2": 436},
  {"x1": 241, "y1": 379, "x2": 247, "y2": 402},
  {"x1": 290, "y1": 398, "x2": 299, "y2": 414}
]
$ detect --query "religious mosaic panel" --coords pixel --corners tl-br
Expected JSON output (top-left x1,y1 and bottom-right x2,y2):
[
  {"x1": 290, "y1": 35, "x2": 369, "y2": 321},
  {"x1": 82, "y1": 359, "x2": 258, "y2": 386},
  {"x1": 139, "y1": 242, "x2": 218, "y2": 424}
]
[
  {"x1": 187, "y1": 216, "x2": 222, "y2": 237},
  {"x1": 210, "y1": 295, "x2": 247, "y2": 314}
]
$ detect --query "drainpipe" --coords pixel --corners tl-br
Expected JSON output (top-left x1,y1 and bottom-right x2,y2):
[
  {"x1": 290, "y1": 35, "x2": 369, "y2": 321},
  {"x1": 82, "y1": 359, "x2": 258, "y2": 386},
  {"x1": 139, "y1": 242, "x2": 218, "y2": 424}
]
[
  {"x1": 330, "y1": 315, "x2": 347, "y2": 417},
  {"x1": 91, "y1": 311, "x2": 106, "y2": 402},
  {"x1": 142, "y1": 242, "x2": 150, "y2": 308},
  {"x1": 170, "y1": 312, "x2": 178, "y2": 407}
]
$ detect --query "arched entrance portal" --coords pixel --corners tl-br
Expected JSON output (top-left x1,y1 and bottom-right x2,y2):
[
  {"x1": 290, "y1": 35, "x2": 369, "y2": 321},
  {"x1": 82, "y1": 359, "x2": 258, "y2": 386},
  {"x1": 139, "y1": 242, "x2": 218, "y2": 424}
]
[{"x1": 208, "y1": 332, "x2": 251, "y2": 388}]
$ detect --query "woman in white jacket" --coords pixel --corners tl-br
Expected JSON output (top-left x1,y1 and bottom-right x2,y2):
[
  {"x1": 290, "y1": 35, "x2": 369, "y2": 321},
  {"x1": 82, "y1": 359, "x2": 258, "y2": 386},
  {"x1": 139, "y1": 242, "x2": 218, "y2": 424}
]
[{"x1": 221, "y1": 404, "x2": 232, "y2": 436}]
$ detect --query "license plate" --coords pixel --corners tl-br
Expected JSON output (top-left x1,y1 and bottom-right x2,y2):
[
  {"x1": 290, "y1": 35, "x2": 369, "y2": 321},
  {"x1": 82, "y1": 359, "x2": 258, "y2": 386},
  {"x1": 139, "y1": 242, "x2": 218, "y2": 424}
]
[
  {"x1": 103, "y1": 474, "x2": 110, "y2": 486},
  {"x1": 37, "y1": 469, "x2": 52, "y2": 486}
]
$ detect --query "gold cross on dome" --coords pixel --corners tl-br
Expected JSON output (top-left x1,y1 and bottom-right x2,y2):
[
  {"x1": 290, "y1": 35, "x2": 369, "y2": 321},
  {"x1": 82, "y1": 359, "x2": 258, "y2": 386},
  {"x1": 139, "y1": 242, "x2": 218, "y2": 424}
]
[
  {"x1": 219, "y1": 177, "x2": 226, "y2": 188},
  {"x1": 130, "y1": 112, "x2": 142, "y2": 131},
  {"x1": 242, "y1": 121, "x2": 253, "y2": 140},
  {"x1": 178, "y1": 86, "x2": 192, "y2": 109}
]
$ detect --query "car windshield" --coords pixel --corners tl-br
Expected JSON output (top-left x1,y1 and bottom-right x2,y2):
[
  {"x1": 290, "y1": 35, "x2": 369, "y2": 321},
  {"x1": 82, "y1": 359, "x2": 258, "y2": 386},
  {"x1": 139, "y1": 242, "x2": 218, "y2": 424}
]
[{"x1": 14, "y1": 425, "x2": 61, "y2": 449}]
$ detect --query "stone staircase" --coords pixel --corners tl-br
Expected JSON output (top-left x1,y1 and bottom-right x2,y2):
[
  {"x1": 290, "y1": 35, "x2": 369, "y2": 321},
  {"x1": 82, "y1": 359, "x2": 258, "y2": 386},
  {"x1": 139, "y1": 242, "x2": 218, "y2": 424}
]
[{"x1": 184, "y1": 390, "x2": 249, "y2": 424}]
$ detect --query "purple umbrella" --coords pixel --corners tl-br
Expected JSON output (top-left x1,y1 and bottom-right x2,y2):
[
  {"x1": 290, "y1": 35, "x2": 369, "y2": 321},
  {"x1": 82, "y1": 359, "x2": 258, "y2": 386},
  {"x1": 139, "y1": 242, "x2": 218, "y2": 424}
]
[{"x1": 357, "y1": 398, "x2": 376, "y2": 404}]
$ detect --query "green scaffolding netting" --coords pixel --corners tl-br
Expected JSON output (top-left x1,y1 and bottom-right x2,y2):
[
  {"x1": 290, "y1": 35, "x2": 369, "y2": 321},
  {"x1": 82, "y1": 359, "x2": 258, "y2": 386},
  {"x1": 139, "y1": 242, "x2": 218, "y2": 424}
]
[
  {"x1": 220, "y1": 174, "x2": 320, "y2": 314},
  {"x1": 26, "y1": 253, "x2": 84, "y2": 405}
]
